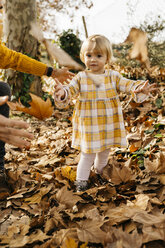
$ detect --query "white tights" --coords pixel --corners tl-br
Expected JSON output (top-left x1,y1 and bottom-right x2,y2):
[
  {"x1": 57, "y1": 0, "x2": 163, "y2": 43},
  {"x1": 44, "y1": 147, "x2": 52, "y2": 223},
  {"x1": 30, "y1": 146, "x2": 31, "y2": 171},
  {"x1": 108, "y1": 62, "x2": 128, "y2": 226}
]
[{"x1": 76, "y1": 149, "x2": 110, "y2": 181}]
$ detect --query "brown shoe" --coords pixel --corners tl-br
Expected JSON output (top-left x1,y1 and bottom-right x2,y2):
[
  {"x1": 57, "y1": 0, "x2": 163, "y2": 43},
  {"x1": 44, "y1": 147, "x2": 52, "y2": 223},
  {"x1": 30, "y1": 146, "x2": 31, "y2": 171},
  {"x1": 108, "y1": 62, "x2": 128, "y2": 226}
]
[{"x1": 0, "y1": 169, "x2": 10, "y2": 200}]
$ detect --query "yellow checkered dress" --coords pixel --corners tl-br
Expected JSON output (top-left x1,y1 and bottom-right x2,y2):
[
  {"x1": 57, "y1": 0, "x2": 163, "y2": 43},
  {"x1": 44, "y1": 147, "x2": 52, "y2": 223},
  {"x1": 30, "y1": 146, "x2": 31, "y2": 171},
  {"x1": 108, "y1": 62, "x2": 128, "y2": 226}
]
[{"x1": 56, "y1": 69, "x2": 145, "y2": 153}]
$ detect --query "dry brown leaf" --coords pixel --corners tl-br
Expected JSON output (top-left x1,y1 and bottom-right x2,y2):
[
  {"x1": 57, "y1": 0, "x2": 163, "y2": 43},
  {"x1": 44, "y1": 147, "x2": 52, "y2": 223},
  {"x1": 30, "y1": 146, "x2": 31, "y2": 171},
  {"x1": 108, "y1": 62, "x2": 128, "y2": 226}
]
[
  {"x1": 56, "y1": 186, "x2": 82, "y2": 209},
  {"x1": 77, "y1": 219, "x2": 106, "y2": 243},
  {"x1": 55, "y1": 228, "x2": 78, "y2": 247},
  {"x1": 158, "y1": 175, "x2": 165, "y2": 185},
  {"x1": 145, "y1": 152, "x2": 165, "y2": 174},
  {"x1": 44, "y1": 218, "x2": 57, "y2": 234},
  {"x1": 85, "y1": 207, "x2": 104, "y2": 222},
  {"x1": 27, "y1": 229, "x2": 50, "y2": 244},
  {"x1": 24, "y1": 184, "x2": 53, "y2": 204},
  {"x1": 110, "y1": 165, "x2": 136, "y2": 185},
  {"x1": 127, "y1": 194, "x2": 150, "y2": 211},
  {"x1": 113, "y1": 229, "x2": 142, "y2": 248},
  {"x1": 127, "y1": 132, "x2": 141, "y2": 141},
  {"x1": 9, "y1": 235, "x2": 30, "y2": 248},
  {"x1": 142, "y1": 225, "x2": 165, "y2": 243},
  {"x1": 7, "y1": 93, "x2": 53, "y2": 120},
  {"x1": 0, "y1": 190, "x2": 10, "y2": 200},
  {"x1": 105, "y1": 205, "x2": 132, "y2": 225},
  {"x1": 125, "y1": 27, "x2": 150, "y2": 71},
  {"x1": 132, "y1": 211, "x2": 165, "y2": 227}
]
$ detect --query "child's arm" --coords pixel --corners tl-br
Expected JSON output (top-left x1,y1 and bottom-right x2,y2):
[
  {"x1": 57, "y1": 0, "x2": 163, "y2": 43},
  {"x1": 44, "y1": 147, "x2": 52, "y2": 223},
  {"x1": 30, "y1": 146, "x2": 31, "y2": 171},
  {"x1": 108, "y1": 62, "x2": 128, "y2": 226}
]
[
  {"x1": 113, "y1": 71, "x2": 157, "y2": 103},
  {"x1": 54, "y1": 81, "x2": 66, "y2": 101},
  {"x1": 54, "y1": 73, "x2": 81, "y2": 108},
  {"x1": 54, "y1": 80, "x2": 69, "y2": 109}
]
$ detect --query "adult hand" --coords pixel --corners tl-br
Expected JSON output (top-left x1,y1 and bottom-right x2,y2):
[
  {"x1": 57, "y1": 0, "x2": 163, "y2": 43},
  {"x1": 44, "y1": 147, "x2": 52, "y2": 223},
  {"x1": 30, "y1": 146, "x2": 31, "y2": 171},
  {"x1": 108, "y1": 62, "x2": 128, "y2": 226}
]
[
  {"x1": 51, "y1": 68, "x2": 74, "y2": 84},
  {"x1": 0, "y1": 96, "x2": 33, "y2": 148}
]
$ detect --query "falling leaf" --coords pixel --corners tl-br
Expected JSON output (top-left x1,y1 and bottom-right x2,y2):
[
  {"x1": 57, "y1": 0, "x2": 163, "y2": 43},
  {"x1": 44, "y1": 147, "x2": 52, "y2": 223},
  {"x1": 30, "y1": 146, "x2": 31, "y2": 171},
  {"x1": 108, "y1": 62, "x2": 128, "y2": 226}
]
[
  {"x1": 7, "y1": 93, "x2": 54, "y2": 120},
  {"x1": 30, "y1": 22, "x2": 84, "y2": 71},
  {"x1": 125, "y1": 27, "x2": 150, "y2": 71}
]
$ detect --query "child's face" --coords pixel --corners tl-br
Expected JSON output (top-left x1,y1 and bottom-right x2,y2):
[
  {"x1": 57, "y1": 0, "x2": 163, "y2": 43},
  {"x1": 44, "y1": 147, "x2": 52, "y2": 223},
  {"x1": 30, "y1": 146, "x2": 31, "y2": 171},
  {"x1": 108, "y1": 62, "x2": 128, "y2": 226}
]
[{"x1": 83, "y1": 41, "x2": 107, "y2": 74}]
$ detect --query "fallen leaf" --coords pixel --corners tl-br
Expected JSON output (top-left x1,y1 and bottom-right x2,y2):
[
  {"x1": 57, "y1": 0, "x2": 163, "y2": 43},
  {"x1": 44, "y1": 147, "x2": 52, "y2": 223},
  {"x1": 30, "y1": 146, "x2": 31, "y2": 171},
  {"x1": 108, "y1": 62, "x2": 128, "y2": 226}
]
[
  {"x1": 142, "y1": 225, "x2": 165, "y2": 243},
  {"x1": 113, "y1": 229, "x2": 142, "y2": 248},
  {"x1": 129, "y1": 143, "x2": 139, "y2": 153},
  {"x1": 61, "y1": 166, "x2": 76, "y2": 182},
  {"x1": 56, "y1": 186, "x2": 82, "y2": 209},
  {"x1": 77, "y1": 219, "x2": 106, "y2": 243},
  {"x1": 127, "y1": 194, "x2": 150, "y2": 210},
  {"x1": 24, "y1": 184, "x2": 53, "y2": 204},
  {"x1": 62, "y1": 237, "x2": 78, "y2": 248},
  {"x1": 110, "y1": 165, "x2": 136, "y2": 185},
  {"x1": 145, "y1": 152, "x2": 165, "y2": 174}
]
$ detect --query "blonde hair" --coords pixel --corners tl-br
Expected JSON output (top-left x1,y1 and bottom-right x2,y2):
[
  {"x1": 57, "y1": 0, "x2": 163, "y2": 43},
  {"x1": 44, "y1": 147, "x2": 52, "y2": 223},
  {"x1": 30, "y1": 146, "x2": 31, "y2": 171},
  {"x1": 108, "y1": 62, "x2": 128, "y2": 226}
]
[{"x1": 80, "y1": 34, "x2": 113, "y2": 66}]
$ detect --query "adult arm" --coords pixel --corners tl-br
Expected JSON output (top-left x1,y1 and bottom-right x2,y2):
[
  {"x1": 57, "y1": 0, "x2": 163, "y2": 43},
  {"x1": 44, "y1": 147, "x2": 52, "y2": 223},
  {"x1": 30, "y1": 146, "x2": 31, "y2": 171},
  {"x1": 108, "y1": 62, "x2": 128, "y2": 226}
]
[{"x1": 0, "y1": 42, "x2": 74, "y2": 83}]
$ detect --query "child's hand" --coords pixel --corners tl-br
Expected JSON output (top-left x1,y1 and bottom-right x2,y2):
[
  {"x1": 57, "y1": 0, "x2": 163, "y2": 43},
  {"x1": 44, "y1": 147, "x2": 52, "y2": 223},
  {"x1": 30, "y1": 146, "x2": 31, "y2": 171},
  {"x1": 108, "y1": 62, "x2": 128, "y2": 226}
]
[
  {"x1": 54, "y1": 79, "x2": 66, "y2": 101},
  {"x1": 134, "y1": 80, "x2": 157, "y2": 95}
]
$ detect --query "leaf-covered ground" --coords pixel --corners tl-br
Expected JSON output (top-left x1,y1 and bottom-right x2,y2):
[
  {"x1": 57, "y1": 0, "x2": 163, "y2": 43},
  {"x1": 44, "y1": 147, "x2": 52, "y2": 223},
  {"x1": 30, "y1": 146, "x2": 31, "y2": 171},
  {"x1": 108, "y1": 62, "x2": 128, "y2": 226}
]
[{"x1": 0, "y1": 66, "x2": 165, "y2": 248}]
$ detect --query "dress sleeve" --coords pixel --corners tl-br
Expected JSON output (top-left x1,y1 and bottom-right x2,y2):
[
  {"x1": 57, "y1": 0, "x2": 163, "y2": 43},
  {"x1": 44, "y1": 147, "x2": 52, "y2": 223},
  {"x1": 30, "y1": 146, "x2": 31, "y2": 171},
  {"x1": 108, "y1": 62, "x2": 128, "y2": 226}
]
[
  {"x1": 112, "y1": 71, "x2": 149, "y2": 103},
  {"x1": 54, "y1": 73, "x2": 81, "y2": 109}
]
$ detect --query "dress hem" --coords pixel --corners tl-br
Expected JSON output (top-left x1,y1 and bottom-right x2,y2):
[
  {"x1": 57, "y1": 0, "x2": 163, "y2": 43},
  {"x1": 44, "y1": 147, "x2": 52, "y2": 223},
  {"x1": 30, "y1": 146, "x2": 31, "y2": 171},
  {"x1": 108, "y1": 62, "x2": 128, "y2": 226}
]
[{"x1": 72, "y1": 144, "x2": 128, "y2": 154}]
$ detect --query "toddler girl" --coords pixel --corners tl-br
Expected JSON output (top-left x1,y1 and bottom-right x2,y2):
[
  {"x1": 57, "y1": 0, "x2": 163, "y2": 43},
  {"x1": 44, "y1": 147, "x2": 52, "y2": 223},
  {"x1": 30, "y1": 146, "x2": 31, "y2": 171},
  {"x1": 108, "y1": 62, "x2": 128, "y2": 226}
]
[{"x1": 54, "y1": 34, "x2": 156, "y2": 192}]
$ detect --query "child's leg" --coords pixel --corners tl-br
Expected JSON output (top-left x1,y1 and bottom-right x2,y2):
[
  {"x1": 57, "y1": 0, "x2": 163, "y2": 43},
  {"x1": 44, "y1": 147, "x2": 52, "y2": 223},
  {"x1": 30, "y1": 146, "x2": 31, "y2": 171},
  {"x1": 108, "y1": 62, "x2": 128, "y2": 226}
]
[
  {"x1": 76, "y1": 152, "x2": 96, "y2": 181},
  {"x1": 94, "y1": 149, "x2": 110, "y2": 174}
]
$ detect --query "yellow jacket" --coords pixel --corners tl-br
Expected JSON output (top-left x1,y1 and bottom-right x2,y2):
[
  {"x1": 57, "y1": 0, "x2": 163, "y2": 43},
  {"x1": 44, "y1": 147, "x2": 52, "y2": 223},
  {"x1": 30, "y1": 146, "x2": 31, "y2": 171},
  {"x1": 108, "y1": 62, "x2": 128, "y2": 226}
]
[{"x1": 0, "y1": 42, "x2": 47, "y2": 76}]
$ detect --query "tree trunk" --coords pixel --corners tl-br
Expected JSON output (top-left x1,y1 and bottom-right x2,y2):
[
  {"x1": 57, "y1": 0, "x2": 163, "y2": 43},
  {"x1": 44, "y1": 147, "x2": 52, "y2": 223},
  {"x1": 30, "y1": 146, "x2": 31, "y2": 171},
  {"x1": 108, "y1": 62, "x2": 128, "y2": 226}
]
[{"x1": 3, "y1": 0, "x2": 43, "y2": 100}]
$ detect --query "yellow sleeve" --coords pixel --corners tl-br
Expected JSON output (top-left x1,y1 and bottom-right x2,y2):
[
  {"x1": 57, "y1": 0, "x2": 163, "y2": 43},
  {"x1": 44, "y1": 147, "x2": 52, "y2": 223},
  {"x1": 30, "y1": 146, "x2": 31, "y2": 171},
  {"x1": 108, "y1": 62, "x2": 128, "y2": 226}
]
[{"x1": 0, "y1": 42, "x2": 47, "y2": 76}]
